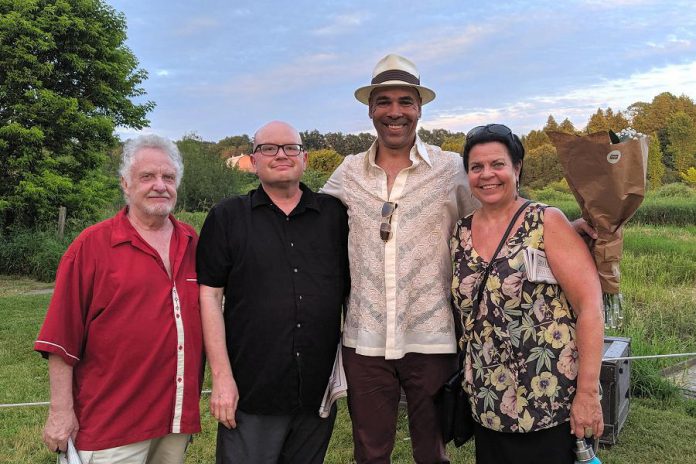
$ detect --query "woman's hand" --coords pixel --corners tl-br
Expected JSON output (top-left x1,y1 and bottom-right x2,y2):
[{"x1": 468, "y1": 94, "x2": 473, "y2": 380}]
[{"x1": 570, "y1": 390, "x2": 604, "y2": 439}]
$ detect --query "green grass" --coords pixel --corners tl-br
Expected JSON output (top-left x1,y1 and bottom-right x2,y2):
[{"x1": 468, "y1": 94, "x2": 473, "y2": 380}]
[
  {"x1": 2, "y1": 223, "x2": 696, "y2": 463},
  {"x1": 529, "y1": 186, "x2": 696, "y2": 225}
]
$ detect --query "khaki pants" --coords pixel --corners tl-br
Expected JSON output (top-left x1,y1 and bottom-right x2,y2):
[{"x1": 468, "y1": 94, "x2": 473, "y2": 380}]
[{"x1": 77, "y1": 433, "x2": 190, "y2": 464}]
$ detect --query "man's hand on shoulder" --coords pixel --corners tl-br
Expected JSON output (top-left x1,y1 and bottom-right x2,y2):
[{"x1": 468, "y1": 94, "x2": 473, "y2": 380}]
[
  {"x1": 210, "y1": 373, "x2": 239, "y2": 429},
  {"x1": 43, "y1": 406, "x2": 78, "y2": 453}
]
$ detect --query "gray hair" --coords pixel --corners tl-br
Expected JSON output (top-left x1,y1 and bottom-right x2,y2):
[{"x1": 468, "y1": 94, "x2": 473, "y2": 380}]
[{"x1": 120, "y1": 134, "x2": 184, "y2": 187}]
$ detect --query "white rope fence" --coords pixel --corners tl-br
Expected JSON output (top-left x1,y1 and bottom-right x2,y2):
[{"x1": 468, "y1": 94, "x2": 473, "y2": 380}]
[
  {"x1": 1, "y1": 353, "x2": 694, "y2": 409},
  {"x1": 0, "y1": 390, "x2": 213, "y2": 409}
]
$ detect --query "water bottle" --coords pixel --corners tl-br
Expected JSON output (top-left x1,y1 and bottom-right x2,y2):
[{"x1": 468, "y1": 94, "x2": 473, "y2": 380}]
[{"x1": 574, "y1": 438, "x2": 601, "y2": 464}]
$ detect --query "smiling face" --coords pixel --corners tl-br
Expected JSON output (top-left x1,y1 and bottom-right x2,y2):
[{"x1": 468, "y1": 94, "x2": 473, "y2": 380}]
[
  {"x1": 121, "y1": 147, "x2": 178, "y2": 218},
  {"x1": 250, "y1": 121, "x2": 307, "y2": 188},
  {"x1": 369, "y1": 86, "x2": 421, "y2": 152},
  {"x1": 467, "y1": 141, "x2": 521, "y2": 206}
]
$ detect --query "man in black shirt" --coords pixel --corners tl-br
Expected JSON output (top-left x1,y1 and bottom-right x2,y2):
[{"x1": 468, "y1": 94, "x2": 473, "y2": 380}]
[{"x1": 197, "y1": 120, "x2": 349, "y2": 463}]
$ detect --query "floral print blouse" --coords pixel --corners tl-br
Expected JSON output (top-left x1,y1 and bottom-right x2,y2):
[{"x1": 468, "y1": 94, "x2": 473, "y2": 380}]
[{"x1": 450, "y1": 202, "x2": 578, "y2": 433}]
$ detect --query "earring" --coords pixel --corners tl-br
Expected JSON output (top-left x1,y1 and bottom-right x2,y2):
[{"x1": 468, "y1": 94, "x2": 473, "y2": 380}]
[{"x1": 515, "y1": 178, "x2": 519, "y2": 200}]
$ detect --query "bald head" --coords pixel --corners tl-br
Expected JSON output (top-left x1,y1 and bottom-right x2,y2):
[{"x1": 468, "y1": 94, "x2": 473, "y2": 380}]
[
  {"x1": 253, "y1": 121, "x2": 302, "y2": 149},
  {"x1": 250, "y1": 120, "x2": 307, "y2": 189}
]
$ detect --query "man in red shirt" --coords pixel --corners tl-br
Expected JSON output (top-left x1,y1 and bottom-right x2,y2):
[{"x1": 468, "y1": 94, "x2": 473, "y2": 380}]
[{"x1": 34, "y1": 134, "x2": 203, "y2": 463}]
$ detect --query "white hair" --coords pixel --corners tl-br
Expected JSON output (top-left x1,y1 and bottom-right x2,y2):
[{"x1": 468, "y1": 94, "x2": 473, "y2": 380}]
[{"x1": 120, "y1": 134, "x2": 184, "y2": 187}]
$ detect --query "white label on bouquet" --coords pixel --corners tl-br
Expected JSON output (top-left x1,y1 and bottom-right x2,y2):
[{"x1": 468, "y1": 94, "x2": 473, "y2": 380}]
[
  {"x1": 523, "y1": 248, "x2": 558, "y2": 284},
  {"x1": 607, "y1": 150, "x2": 622, "y2": 164}
]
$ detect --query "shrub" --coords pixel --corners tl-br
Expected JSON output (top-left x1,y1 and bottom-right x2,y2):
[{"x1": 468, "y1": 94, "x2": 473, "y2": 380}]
[
  {"x1": 177, "y1": 137, "x2": 258, "y2": 211},
  {"x1": 546, "y1": 178, "x2": 571, "y2": 194},
  {"x1": 307, "y1": 149, "x2": 343, "y2": 175},
  {"x1": 650, "y1": 182, "x2": 696, "y2": 198},
  {"x1": 685, "y1": 399, "x2": 696, "y2": 418},
  {"x1": 301, "y1": 169, "x2": 330, "y2": 192},
  {"x1": 631, "y1": 198, "x2": 696, "y2": 226},
  {"x1": 174, "y1": 211, "x2": 207, "y2": 233},
  {"x1": 0, "y1": 227, "x2": 74, "y2": 282}
]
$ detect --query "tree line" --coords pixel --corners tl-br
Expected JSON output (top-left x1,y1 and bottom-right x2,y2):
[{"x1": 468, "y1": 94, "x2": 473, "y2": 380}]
[
  {"x1": 2, "y1": 0, "x2": 695, "y2": 234},
  {"x1": 187, "y1": 90, "x2": 696, "y2": 198}
]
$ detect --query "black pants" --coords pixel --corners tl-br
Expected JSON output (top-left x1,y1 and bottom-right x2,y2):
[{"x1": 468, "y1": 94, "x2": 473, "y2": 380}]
[
  {"x1": 215, "y1": 405, "x2": 337, "y2": 464},
  {"x1": 474, "y1": 421, "x2": 577, "y2": 464}
]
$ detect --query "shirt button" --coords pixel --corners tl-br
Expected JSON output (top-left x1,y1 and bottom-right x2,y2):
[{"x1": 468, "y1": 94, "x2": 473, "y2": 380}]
[
  {"x1": 177, "y1": 377, "x2": 182, "y2": 383},
  {"x1": 296, "y1": 323, "x2": 301, "y2": 328},
  {"x1": 296, "y1": 352, "x2": 300, "y2": 357},
  {"x1": 298, "y1": 295, "x2": 303, "y2": 300},
  {"x1": 290, "y1": 242, "x2": 294, "y2": 247},
  {"x1": 293, "y1": 268, "x2": 298, "y2": 273},
  {"x1": 286, "y1": 217, "x2": 290, "y2": 222},
  {"x1": 178, "y1": 345, "x2": 183, "y2": 351}
]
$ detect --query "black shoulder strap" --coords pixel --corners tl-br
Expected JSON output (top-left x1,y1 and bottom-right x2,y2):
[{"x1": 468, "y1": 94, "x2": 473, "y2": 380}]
[{"x1": 473, "y1": 200, "x2": 532, "y2": 306}]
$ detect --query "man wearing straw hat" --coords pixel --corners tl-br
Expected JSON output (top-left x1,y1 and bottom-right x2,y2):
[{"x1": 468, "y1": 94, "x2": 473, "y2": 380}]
[{"x1": 322, "y1": 54, "x2": 476, "y2": 463}]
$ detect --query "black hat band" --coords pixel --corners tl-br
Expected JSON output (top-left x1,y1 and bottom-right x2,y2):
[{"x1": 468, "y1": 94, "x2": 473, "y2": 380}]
[{"x1": 371, "y1": 70, "x2": 420, "y2": 85}]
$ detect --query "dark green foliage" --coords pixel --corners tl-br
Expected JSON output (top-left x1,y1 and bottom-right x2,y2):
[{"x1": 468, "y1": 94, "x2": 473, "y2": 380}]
[
  {"x1": 301, "y1": 169, "x2": 330, "y2": 192},
  {"x1": 685, "y1": 400, "x2": 696, "y2": 418},
  {"x1": 214, "y1": 134, "x2": 252, "y2": 157},
  {"x1": 665, "y1": 111, "x2": 696, "y2": 173},
  {"x1": 323, "y1": 131, "x2": 375, "y2": 156},
  {"x1": 418, "y1": 128, "x2": 467, "y2": 148},
  {"x1": 530, "y1": 184, "x2": 696, "y2": 225},
  {"x1": 177, "y1": 136, "x2": 258, "y2": 212},
  {"x1": 543, "y1": 115, "x2": 560, "y2": 132},
  {"x1": 417, "y1": 127, "x2": 450, "y2": 147},
  {"x1": 299, "y1": 129, "x2": 326, "y2": 151},
  {"x1": 647, "y1": 133, "x2": 666, "y2": 189},
  {"x1": 521, "y1": 143, "x2": 565, "y2": 190},
  {"x1": 631, "y1": 361, "x2": 682, "y2": 401},
  {"x1": 628, "y1": 198, "x2": 696, "y2": 226},
  {"x1": 296, "y1": 130, "x2": 374, "y2": 156},
  {"x1": 520, "y1": 129, "x2": 551, "y2": 151},
  {"x1": 585, "y1": 108, "x2": 630, "y2": 134},
  {"x1": 0, "y1": 227, "x2": 74, "y2": 281},
  {"x1": 307, "y1": 149, "x2": 343, "y2": 175},
  {"x1": 0, "y1": 0, "x2": 153, "y2": 230}
]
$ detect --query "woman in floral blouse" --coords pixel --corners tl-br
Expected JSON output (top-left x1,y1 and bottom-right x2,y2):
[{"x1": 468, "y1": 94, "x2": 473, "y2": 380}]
[{"x1": 451, "y1": 124, "x2": 604, "y2": 463}]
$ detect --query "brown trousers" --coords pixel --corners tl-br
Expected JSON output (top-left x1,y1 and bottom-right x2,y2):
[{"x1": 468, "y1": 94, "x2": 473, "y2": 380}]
[{"x1": 342, "y1": 346, "x2": 457, "y2": 464}]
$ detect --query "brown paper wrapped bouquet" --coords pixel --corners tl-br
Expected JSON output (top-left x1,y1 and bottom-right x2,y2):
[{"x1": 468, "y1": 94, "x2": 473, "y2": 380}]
[{"x1": 548, "y1": 129, "x2": 648, "y2": 328}]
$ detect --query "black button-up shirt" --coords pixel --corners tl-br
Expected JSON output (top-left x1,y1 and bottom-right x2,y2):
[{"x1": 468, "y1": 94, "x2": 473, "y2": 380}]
[{"x1": 197, "y1": 184, "x2": 349, "y2": 414}]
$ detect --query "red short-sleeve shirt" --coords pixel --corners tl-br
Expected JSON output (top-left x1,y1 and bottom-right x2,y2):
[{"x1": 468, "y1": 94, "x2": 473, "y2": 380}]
[{"x1": 34, "y1": 208, "x2": 203, "y2": 451}]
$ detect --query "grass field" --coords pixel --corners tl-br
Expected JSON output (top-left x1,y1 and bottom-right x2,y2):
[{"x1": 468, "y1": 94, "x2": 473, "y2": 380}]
[{"x1": 1, "y1": 224, "x2": 696, "y2": 463}]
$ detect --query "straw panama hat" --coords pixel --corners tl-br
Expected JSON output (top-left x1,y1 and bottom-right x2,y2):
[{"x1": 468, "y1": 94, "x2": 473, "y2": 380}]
[{"x1": 354, "y1": 54, "x2": 436, "y2": 105}]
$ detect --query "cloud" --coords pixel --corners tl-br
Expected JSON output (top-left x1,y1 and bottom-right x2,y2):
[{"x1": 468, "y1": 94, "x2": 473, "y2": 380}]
[
  {"x1": 578, "y1": 0, "x2": 656, "y2": 8},
  {"x1": 424, "y1": 60, "x2": 696, "y2": 134},
  {"x1": 394, "y1": 24, "x2": 494, "y2": 64},
  {"x1": 206, "y1": 52, "x2": 355, "y2": 98},
  {"x1": 155, "y1": 69, "x2": 170, "y2": 77},
  {"x1": 175, "y1": 17, "x2": 221, "y2": 37},
  {"x1": 311, "y1": 13, "x2": 371, "y2": 36},
  {"x1": 646, "y1": 34, "x2": 692, "y2": 49}
]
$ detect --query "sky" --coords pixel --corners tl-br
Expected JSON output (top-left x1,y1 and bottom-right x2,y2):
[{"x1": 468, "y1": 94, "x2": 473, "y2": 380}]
[{"x1": 108, "y1": 0, "x2": 696, "y2": 142}]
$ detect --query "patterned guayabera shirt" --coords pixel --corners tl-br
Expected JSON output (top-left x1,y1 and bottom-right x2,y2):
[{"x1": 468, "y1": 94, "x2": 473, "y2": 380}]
[{"x1": 322, "y1": 137, "x2": 477, "y2": 359}]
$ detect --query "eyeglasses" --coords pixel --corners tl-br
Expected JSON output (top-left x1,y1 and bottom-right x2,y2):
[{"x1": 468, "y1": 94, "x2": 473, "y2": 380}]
[
  {"x1": 466, "y1": 124, "x2": 512, "y2": 141},
  {"x1": 253, "y1": 143, "x2": 304, "y2": 157},
  {"x1": 380, "y1": 202, "x2": 397, "y2": 242}
]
